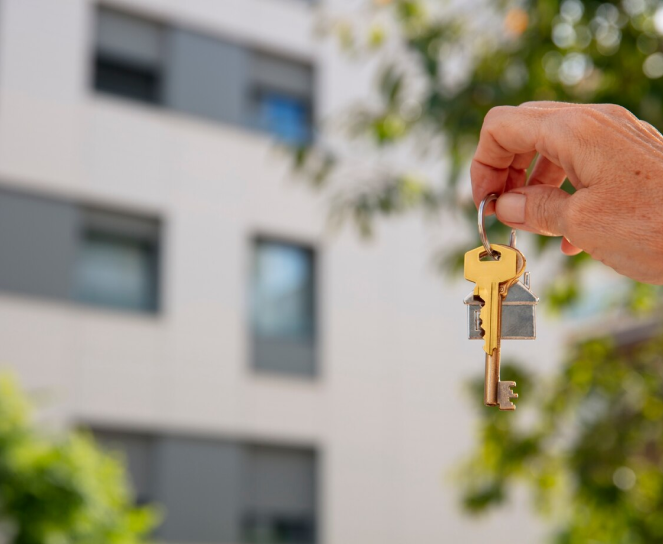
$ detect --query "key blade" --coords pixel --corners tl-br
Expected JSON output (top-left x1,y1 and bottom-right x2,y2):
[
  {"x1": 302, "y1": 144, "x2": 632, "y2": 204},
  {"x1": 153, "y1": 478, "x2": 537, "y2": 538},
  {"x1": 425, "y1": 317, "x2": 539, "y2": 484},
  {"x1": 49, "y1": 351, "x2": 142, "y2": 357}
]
[{"x1": 477, "y1": 285, "x2": 499, "y2": 354}]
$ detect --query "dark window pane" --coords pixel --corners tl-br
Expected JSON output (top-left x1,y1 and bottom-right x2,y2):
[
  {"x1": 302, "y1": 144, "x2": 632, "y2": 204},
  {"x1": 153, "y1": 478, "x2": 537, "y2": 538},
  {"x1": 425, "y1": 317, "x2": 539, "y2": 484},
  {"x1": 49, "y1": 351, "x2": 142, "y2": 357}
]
[
  {"x1": 251, "y1": 241, "x2": 315, "y2": 339},
  {"x1": 250, "y1": 240, "x2": 316, "y2": 375},
  {"x1": 73, "y1": 210, "x2": 160, "y2": 313},
  {"x1": 94, "y1": 55, "x2": 161, "y2": 104},
  {"x1": 93, "y1": 7, "x2": 164, "y2": 105},
  {"x1": 248, "y1": 52, "x2": 314, "y2": 143},
  {"x1": 260, "y1": 93, "x2": 310, "y2": 144},
  {"x1": 243, "y1": 514, "x2": 315, "y2": 544}
]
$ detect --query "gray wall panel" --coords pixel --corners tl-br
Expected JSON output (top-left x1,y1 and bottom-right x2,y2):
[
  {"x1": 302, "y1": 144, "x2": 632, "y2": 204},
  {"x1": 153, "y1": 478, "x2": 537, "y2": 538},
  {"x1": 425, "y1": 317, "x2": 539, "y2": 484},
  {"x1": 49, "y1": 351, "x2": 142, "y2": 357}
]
[
  {"x1": 0, "y1": 190, "x2": 78, "y2": 301},
  {"x1": 164, "y1": 29, "x2": 247, "y2": 125},
  {"x1": 250, "y1": 52, "x2": 313, "y2": 97},
  {"x1": 96, "y1": 7, "x2": 164, "y2": 65},
  {"x1": 253, "y1": 336, "x2": 316, "y2": 376},
  {"x1": 243, "y1": 445, "x2": 316, "y2": 516},
  {"x1": 154, "y1": 436, "x2": 243, "y2": 543},
  {"x1": 92, "y1": 430, "x2": 154, "y2": 503}
]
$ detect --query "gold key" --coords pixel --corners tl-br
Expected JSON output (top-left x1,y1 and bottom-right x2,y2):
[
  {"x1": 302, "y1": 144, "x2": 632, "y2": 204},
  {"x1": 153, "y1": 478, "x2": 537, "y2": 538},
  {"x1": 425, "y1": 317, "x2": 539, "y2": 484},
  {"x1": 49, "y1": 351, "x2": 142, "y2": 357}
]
[
  {"x1": 464, "y1": 244, "x2": 519, "y2": 355},
  {"x1": 464, "y1": 243, "x2": 524, "y2": 408},
  {"x1": 464, "y1": 194, "x2": 537, "y2": 411}
]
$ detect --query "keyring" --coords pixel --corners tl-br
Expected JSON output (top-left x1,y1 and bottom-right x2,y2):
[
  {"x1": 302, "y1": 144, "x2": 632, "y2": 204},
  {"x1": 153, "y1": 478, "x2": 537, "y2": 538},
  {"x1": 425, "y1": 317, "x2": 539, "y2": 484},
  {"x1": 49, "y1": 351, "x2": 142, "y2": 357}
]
[
  {"x1": 478, "y1": 194, "x2": 499, "y2": 258},
  {"x1": 478, "y1": 194, "x2": 517, "y2": 259}
]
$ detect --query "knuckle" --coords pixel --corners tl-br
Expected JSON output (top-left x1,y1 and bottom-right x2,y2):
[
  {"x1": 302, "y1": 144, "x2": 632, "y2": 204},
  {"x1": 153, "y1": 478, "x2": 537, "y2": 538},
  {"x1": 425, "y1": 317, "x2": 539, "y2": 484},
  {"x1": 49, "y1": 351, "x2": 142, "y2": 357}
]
[
  {"x1": 572, "y1": 106, "x2": 604, "y2": 127},
  {"x1": 557, "y1": 108, "x2": 598, "y2": 152},
  {"x1": 640, "y1": 120, "x2": 663, "y2": 139},
  {"x1": 519, "y1": 100, "x2": 548, "y2": 109},
  {"x1": 483, "y1": 106, "x2": 514, "y2": 128},
  {"x1": 529, "y1": 190, "x2": 557, "y2": 234},
  {"x1": 595, "y1": 103, "x2": 635, "y2": 121},
  {"x1": 640, "y1": 120, "x2": 656, "y2": 131}
]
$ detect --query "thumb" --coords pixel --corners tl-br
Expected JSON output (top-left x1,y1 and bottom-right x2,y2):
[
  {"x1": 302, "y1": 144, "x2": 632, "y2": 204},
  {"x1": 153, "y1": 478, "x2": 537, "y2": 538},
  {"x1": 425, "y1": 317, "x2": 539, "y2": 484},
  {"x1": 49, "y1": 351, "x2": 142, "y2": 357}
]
[{"x1": 495, "y1": 185, "x2": 572, "y2": 236}]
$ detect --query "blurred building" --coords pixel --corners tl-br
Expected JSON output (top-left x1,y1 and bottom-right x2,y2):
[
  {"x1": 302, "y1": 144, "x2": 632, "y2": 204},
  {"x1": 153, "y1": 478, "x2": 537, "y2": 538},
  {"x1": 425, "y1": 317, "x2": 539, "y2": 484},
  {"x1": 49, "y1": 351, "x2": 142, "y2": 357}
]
[{"x1": 0, "y1": 1, "x2": 561, "y2": 543}]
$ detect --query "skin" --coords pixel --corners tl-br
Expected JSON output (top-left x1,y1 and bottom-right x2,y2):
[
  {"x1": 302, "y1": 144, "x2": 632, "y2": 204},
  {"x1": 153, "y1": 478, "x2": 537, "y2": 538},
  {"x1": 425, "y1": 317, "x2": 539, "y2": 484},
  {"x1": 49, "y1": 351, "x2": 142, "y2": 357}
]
[{"x1": 470, "y1": 101, "x2": 663, "y2": 285}]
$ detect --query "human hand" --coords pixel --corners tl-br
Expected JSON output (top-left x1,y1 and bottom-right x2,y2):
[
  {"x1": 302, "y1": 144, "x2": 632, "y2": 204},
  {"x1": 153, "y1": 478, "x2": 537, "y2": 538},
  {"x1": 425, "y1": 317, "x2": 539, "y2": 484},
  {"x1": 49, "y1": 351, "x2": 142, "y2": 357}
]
[{"x1": 471, "y1": 101, "x2": 663, "y2": 285}]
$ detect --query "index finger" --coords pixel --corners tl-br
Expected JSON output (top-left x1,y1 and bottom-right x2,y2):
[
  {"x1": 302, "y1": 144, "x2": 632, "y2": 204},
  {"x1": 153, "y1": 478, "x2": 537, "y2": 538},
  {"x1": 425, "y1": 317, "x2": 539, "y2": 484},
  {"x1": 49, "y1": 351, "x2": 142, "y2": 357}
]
[{"x1": 470, "y1": 105, "x2": 570, "y2": 207}]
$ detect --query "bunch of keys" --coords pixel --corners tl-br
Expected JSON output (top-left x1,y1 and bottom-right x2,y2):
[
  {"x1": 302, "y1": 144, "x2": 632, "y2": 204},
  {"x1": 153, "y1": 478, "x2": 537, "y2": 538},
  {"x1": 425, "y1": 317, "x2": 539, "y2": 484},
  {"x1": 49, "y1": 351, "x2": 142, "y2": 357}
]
[{"x1": 463, "y1": 194, "x2": 538, "y2": 411}]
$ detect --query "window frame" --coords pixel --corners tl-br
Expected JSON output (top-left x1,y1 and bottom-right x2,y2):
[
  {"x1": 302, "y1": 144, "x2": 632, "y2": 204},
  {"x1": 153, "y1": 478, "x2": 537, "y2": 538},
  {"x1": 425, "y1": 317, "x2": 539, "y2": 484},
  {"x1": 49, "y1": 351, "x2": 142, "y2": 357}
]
[
  {"x1": 248, "y1": 234, "x2": 320, "y2": 378},
  {"x1": 90, "y1": 5, "x2": 169, "y2": 107},
  {"x1": 84, "y1": 425, "x2": 320, "y2": 544},
  {"x1": 88, "y1": 5, "x2": 317, "y2": 142},
  {"x1": 73, "y1": 206, "x2": 162, "y2": 315}
]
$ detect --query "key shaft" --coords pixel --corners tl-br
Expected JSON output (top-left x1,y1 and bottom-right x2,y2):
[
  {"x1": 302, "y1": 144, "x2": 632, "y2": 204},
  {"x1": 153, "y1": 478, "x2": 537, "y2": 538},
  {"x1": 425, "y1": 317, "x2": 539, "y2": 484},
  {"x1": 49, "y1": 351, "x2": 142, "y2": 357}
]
[
  {"x1": 484, "y1": 346, "x2": 500, "y2": 406},
  {"x1": 476, "y1": 281, "x2": 500, "y2": 354}
]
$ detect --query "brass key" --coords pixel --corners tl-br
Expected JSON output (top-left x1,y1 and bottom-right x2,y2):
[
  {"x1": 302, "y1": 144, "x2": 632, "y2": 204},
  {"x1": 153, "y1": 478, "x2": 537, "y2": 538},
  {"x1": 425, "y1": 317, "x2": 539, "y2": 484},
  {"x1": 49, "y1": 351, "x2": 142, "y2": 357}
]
[
  {"x1": 464, "y1": 243, "x2": 523, "y2": 408},
  {"x1": 464, "y1": 244, "x2": 519, "y2": 355}
]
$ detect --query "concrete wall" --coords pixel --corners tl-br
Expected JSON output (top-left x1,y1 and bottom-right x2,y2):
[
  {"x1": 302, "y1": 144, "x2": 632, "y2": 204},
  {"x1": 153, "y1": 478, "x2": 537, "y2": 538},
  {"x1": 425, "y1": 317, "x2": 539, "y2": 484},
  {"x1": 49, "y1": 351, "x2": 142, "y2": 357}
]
[{"x1": 0, "y1": 0, "x2": 570, "y2": 542}]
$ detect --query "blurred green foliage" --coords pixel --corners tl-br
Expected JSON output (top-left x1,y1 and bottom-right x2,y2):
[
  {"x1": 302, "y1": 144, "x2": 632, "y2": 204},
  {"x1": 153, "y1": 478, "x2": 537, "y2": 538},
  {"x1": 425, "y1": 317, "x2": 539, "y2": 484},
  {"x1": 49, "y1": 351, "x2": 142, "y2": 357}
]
[
  {"x1": 296, "y1": 0, "x2": 663, "y2": 540},
  {"x1": 298, "y1": 0, "x2": 663, "y2": 306},
  {"x1": 0, "y1": 373, "x2": 158, "y2": 544},
  {"x1": 460, "y1": 335, "x2": 663, "y2": 543}
]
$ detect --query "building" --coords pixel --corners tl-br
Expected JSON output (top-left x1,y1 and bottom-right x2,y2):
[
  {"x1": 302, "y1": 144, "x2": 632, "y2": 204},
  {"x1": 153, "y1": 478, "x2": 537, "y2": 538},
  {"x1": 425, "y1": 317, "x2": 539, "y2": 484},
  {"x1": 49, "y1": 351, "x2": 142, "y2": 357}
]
[{"x1": 0, "y1": 1, "x2": 565, "y2": 543}]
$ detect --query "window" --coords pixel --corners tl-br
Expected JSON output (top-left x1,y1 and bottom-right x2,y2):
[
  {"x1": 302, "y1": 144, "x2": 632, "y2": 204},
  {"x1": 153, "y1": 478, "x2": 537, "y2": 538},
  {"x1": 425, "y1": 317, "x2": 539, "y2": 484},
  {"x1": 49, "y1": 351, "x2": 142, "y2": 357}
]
[
  {"x1": 92, "y1": 8, "x2": 315, "y2": 142},
  {"x1": 90, "y1": 429, "x2": 318, "y2": 544},
  {"x1": 0, "y1": 188, "x2": 160, "y2": 314},
  {"x1": 248, "y1": 52, "x2": 314, "y2": 144},
  {"x1": 242, "y1": 445, "x2": 317, "y2": 544},
  {"x1": 94, "y1": 7, "x2": 165, "y2": 104},
  {"x1": 73, "y1": 209, "x2": 160, "y2": 313},
  {"x1": 250, "y1": 239, "x2": 317, "y2": 376},
  {"x1": 259, "y1": 92, "x2": 311, "y2": 145}
]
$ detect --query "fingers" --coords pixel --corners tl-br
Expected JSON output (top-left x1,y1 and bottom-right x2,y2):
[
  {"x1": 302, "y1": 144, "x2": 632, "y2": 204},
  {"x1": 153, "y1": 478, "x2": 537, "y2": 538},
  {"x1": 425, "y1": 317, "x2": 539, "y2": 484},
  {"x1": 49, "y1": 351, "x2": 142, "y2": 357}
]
[
  {"x1": 504, "y1": 150, "x2": 537, "y2": 193},
  {"x1": 470, "y1": 105, "x2": 573, "y2": 207},
  {"x1": 528, "y1": 154, "x2": 567, "y2": 187},
  {"x1": 561, "y1": 237, "x2": 583, "y2": 255},
  {"x1": 494, "y1": 184, "x2": 573, "y2": 237},
  {"x1": 471, "y1": 101, "x2": 642, "y2": 208}
]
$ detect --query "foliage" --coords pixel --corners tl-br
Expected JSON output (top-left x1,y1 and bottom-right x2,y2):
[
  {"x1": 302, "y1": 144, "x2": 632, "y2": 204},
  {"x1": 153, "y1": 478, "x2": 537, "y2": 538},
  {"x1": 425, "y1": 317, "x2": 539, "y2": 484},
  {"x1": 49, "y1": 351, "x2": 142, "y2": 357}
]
[
  {"x1": 0, "y1": 373, "x2": 158, "y2": 544},
  {"x1": 296, "y1": 0, "x2": 663, "y2": 541},
  {"x1": 460, "y1": 335, "x2": 663, "y2": 543}
]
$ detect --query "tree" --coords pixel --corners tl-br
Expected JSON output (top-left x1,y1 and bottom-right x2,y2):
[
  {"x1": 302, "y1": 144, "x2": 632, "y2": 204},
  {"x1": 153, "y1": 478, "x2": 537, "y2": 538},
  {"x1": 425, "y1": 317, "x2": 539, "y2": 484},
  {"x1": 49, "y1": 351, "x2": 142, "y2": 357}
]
[
  {"x1": 0, "y1": 373, "x2": 158, "y2": 544},
  {"x1": 296, "y1": 0, "x2": 663, "y2": 541}
]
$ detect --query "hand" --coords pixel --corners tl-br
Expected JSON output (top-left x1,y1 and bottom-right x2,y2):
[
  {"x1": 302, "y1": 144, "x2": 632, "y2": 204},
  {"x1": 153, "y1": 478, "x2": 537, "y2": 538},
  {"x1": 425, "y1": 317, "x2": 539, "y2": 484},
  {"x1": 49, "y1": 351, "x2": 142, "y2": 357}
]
[{"x1": 470, "y1": 101, "x2": 663, "y2": 285}]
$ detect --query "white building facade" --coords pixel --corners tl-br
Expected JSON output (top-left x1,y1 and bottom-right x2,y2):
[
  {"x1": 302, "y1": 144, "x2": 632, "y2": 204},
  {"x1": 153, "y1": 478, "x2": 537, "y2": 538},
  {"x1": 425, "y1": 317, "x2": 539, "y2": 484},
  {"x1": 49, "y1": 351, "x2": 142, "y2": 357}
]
[{"x1": 0, "y1": 0, "x2": 564, "y2": 542}]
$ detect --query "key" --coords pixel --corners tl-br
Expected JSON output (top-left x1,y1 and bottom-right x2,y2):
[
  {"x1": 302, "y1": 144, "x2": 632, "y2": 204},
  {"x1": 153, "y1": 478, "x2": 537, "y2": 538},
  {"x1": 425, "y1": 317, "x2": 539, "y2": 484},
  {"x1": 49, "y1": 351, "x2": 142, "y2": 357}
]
[
  {"x1": 495, "y1": 246, "x2": 526, "y2": 411},
  {"x1": 465, "y1": 244, "x2": 524, "y2": 408},
  {"x1": 500, "y1": 250, "x2": 526, "y2": 297},
  {"x1": 496, "y1": 237, "x2": 526, "y2": 411},
  {"x1": 500, "y1": 229, "x2": 526, "y2": 299},
  {"x1": 464, "y1": 244, "x2": 520, "y2": 355}
]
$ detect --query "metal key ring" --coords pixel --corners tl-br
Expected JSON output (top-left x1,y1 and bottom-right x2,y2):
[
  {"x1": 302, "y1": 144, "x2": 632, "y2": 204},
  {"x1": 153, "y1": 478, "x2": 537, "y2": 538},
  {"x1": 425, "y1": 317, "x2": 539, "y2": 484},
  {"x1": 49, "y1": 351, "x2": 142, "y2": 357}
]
[{"x1": 478, "y1": 194, "x2": 499, "y2": 259}]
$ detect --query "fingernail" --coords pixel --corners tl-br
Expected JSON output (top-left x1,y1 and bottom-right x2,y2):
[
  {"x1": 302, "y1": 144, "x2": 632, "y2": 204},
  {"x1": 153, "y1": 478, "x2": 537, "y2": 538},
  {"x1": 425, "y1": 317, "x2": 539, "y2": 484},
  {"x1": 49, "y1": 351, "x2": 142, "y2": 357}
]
[{"x1": 496, "y1": 193, "x2": 526, "y2": 224}]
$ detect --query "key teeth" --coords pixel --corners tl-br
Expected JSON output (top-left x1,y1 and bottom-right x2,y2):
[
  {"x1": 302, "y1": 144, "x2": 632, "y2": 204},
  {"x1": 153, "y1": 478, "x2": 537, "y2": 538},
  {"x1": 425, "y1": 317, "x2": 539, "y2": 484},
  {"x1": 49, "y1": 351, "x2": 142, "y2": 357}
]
[
  {"x1": 479, "y1": 303, "x2": 489, "y2": 351},
  {"x1": 497, "y1": 381, "x2": 518, "y2": 411}
]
